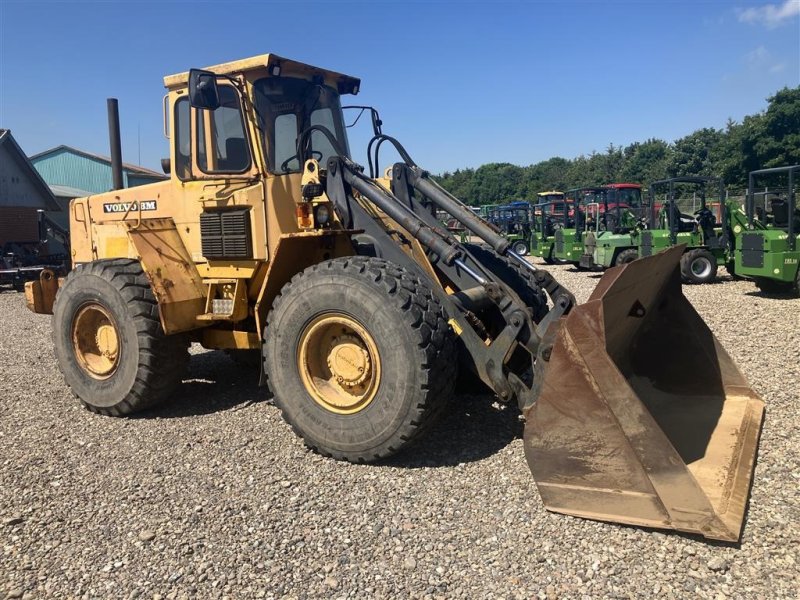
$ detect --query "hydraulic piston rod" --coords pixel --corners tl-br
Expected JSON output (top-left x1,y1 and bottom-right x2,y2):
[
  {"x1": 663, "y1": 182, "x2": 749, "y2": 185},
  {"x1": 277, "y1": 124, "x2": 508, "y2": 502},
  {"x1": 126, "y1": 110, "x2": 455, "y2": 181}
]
[{"x1": 394, "y1": 164, "x2": 510, "y2": 255}]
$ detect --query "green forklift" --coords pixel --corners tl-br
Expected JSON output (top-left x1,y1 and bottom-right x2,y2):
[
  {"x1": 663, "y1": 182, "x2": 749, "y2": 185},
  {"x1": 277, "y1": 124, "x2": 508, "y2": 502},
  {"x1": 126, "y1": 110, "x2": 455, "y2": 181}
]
[
  {"x1": 580, "y1": 184, "x2": 646, "y2": 269},
  {"x1": 638, "y1": 177, "x2": 730, "y2": 284},
  {"x1": 553, "y1": 187, "x2": 604, "y2": 265},
  {"x1": 735, "y1": 165, "x2": 799, "y2": 296},
  {"x1": 529, "y1": 200, "x2": 565, "y2": 264}
]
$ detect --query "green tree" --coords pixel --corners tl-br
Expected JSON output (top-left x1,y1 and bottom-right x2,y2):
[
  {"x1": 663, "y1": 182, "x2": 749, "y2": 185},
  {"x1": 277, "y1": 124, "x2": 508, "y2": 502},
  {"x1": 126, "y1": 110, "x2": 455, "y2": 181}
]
[
  {"x1": 668, "y1": 128, "x2": 724, "y2": 177},
  {"x1": 754, "y1": 87, "x2": 800, "y2": 169},
  {"x1": 434, "y1": 86, "x2": 799, "y2": 202},
  {"x1": 620, "y1": 138, "x2": 672, "y2": 184}
]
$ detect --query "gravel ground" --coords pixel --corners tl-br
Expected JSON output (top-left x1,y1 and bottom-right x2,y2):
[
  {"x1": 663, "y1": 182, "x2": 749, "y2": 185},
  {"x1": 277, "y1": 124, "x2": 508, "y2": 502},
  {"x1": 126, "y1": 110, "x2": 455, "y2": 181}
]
[{"x1": 1, "y1": 264, "x2": 798, "y2": 600}]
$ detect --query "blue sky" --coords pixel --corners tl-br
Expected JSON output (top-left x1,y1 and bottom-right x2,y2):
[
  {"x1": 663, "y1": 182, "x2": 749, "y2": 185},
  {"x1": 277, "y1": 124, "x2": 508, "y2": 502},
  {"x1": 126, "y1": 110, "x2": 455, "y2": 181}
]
[{"x1": 1, "y1": 0, "x2": 798, "y2": 174}]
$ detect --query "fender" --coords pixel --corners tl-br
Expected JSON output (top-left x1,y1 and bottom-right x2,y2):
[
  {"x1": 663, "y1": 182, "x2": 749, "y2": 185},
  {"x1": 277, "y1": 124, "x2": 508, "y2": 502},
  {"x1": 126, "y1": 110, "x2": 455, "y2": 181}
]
[{"x1": 123, "y1": 218, "x2": 206, "y2": 334}]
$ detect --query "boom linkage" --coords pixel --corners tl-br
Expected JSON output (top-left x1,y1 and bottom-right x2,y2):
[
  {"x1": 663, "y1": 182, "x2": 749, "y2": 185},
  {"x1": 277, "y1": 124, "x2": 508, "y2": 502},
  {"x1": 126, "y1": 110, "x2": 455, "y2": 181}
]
[
  {"x1": 325, "y1": 155, "x2": 555, "y2": 407},
  {"x1": 392, "y1": 162, "x2": 577, "y2": 312}
]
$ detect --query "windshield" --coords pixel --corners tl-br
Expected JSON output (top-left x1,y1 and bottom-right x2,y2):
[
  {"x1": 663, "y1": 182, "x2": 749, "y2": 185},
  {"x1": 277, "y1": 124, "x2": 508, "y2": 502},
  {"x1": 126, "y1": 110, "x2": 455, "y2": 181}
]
[
  {"x1": 538, "y1": 193, "x2": 564, "y2": 204},
  {"x1": 253, "y1": 76, "x2": 350, "y2": 174},
  {"x1": 607, "y1": 188, "x2": 642, "y2": 208}
]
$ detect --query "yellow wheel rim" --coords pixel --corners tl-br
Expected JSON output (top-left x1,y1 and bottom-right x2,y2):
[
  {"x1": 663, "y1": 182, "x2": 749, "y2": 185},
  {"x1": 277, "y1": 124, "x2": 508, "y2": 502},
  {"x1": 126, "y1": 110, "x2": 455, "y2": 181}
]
[
  {"x1": 297, "y1": 314, "x2": 381, "y2": 415},
  {"x1": 71, "y1": 303, "x2": 120, "y2": 379}
]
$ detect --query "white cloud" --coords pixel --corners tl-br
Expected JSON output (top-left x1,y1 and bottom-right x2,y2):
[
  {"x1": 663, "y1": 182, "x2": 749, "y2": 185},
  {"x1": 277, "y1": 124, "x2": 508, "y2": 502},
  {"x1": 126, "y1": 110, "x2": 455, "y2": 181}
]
[
  {"x1": 740, "y1": 46, "x2": 788, "y2": 75},
  {"x1": 745, "y1": 45, "x2": 771, "y2": 66},
  {"x1": 737, "y1": 1, "x2": 800, "y2": 28}
]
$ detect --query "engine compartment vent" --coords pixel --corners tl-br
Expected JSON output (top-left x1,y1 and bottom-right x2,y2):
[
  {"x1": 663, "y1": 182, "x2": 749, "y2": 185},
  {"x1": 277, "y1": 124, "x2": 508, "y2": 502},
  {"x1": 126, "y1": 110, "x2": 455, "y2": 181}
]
[{"x1": 200, "y1": 208, "x2": 252, "y2": 260}]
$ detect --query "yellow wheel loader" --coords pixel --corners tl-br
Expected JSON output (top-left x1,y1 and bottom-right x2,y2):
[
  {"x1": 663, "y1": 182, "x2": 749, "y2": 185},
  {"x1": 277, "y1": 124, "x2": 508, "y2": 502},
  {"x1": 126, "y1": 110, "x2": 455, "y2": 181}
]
[{"x1": 26, "y1": 54, "x2": 764, "y2": 542}]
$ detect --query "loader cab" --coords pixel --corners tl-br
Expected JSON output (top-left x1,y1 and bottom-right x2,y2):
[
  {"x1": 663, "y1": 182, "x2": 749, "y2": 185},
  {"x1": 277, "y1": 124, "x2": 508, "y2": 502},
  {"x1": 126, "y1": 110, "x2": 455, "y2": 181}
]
[
  {"x1": 599, "y1": 184, "x2": 644, "y2": 234},
  {"x1": 647, "y1": 177, "x2": 726, "y2": 246},
  {"x1": 493, "y1": 202, "x2": 531, "y2": 235},
  {"x1": 749, "y1": 191, "x2": 799, "y2": 231},
  {"x1": 169, "y1": 55, "x2": 360, "y2": 182},
  {"x1": 563, "y1": 187, "x2": 604, "y2": 231},
  {"x1": 536, "y1": 191, "x2": 565, "y2": 212},
  {"x1": 533, "y1": 201, "x2": 561, "y2": 237}
]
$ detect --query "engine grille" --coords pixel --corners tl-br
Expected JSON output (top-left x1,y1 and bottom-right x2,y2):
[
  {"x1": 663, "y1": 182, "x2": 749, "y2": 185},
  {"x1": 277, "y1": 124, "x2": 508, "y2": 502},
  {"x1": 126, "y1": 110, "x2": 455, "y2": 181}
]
[
  {"x1": 554, "y1": 229, "x2": 564, "y2": 253},
  {"x1": 740, "y1": 232, "x2": 764, "y2": 268},
  {"x1": 200, "y1": 208, "x2": 252, "y2": 260},
  {"x1": 584, "y1": 233, "x2": 596, "y2": 256},
  {"x1": 640, "y1": 231, "x2": 653, "y2": 256}
]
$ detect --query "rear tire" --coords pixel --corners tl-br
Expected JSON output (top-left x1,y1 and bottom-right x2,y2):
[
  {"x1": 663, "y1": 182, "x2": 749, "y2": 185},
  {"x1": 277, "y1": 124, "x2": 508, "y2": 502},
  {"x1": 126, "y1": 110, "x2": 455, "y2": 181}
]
[
  {"x1": 614, "y1": 248, "x2": 639, "y2": 267},
  {"x1": 543, "y1": 244, "x2": 567, "y2": 265},
  {"x1": 263, "y1": 257, "x2": 456, "y2": 462},
  {"x1": 511, "y1": 240, "x2": 529, "y2": 256},
  {"x1": 754, "y1": 275, "x2": 798, "y2": 296},
  {"x1": 725, "y1": 260, "x2": 745, "y2": 280},
  {"x1": 52, "y1": 259, "x2": 189, "y2": 416},
  {"x1": 543, "y1": 245, "x2": 557, "y2": 265},
  {"x1": 681, "y1": 249, "x2": 717, "y2": 284}
]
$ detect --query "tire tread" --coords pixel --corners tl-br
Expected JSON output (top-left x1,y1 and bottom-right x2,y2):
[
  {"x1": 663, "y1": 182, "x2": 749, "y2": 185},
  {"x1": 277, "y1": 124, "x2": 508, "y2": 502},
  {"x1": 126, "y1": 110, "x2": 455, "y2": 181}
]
[
  {"x1": 53, "y1": 259, "x2": 189, "y2": 415},
  {"x1": 264, "y1": 256, "x2": 456, "y2": 463}
]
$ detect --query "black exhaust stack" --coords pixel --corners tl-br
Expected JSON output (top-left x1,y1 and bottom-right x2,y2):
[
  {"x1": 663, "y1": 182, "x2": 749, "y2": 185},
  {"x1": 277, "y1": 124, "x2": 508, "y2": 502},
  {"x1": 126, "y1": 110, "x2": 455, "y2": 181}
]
[{"x1": 107, "y1": 98, "x2": 124, "y2": 191}]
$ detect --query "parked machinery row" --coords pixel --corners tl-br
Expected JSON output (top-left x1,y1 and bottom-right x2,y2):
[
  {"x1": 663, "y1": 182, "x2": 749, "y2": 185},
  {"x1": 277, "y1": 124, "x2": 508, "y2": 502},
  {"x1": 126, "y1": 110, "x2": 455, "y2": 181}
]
[
  {"x1": 0, "y1": 211, "x2": 69, "y2": 291},
  {"x1": 470, "y1": 168, "x2": 799, "y2": 297}
]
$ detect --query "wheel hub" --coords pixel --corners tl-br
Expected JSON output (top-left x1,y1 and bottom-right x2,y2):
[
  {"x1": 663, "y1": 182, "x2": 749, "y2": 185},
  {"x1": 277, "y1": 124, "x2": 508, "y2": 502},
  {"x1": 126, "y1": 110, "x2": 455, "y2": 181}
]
[
  {"x1": 72, "y1": 303, "x2": 121, "y2": 379},
  {"x1": 297, "y1": 314, "x2": 381, "y2": 414},
  {"x1": 692, "y1": 258, "x2": 712, "y2": 277},
  {"x1": 327, "y1": 335, "x2": 370, "y2": 387},
  {"x1": 96, "y1": 324, "x2": 119, "y2": 360}
]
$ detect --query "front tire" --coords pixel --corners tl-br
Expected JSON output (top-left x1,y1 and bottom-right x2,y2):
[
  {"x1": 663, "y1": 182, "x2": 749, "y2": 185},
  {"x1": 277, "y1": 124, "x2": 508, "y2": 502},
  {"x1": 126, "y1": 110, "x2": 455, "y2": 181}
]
[
  {"x1": 681, "y1": 249, "x2": 718, "y2": 284},
  {"x1": 511, "y1": 239, "x2": 529, "y2": 256},
  {"x1": 263, "y1": 257, "x2": 456, "y2": 462},
  {"x1": 543, "y1": 245, "x2": 557, "y2": 265},
  {"x1": 52, "y1": 259, "x2": 189, "y2": 416},
  {"x1": 754, "y1": 273, "x2": 799, "y2": 297},
  {"x1": 614, "y1": 248, "x2": 639, "y2": 267}
]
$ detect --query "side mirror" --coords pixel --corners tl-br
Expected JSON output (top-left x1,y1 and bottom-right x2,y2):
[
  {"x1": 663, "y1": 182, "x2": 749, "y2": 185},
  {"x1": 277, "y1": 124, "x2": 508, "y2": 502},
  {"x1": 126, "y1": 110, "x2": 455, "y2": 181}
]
[{"x1": 188, "y1": 69, "x2": 220, "y2": 110}]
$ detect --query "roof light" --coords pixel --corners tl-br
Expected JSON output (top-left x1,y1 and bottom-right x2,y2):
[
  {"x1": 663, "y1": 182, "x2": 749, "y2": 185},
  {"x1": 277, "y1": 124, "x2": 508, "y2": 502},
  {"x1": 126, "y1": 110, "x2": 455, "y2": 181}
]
[{"x1": 270, "y1": 63, "x2": 282, "y2": 77}]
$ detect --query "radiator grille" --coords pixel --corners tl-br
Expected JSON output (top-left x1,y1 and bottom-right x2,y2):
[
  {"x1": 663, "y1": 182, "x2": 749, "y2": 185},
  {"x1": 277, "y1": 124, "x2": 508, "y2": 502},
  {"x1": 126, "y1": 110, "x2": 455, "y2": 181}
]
[
  {"x1": 740, "y1": 233, "x2": 764, "y2": 268},
  {"x1": 640, "y1": 231, "x2": 653, "y2": 256},
  {"x1": 200, "y1": 208, "x2": 252, "y2": 259}
]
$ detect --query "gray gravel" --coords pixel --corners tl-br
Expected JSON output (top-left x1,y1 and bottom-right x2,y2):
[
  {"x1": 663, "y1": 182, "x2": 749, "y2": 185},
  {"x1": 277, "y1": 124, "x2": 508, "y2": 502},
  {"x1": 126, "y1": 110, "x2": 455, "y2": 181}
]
[{"x1": 1, "y1": 264, "x2": 799, "y2": 599}]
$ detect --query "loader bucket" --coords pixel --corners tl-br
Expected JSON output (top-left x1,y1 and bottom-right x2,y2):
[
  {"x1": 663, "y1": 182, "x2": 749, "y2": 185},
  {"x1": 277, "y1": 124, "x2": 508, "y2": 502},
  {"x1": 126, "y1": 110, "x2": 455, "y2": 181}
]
[{"x1": 524, "y1": 245, "x2": 764, "y2": 541}]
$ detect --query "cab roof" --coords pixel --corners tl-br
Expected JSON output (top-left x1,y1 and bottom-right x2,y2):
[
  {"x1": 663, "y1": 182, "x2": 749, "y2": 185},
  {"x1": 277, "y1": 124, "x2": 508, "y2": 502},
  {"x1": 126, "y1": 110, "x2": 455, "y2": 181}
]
[
  {"x1": 163, "y1": 53, "x2": 361, "y2": 93},
  {"x1": 604, "y1": 183, "x2": 641, "y2": 189}
]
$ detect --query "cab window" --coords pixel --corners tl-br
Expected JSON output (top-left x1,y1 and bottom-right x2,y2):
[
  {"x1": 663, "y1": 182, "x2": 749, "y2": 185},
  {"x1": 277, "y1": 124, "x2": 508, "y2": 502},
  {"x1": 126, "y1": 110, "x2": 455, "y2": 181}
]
[
  {"x1": 253, "y1": 76, "x2": 350, "y2": 175},
  {"x1": 174, "y1": 97, "x2": 191, "y2": 180},
  {"x1": 196, "y1": 85, "x2": 251, "y2": 173}
]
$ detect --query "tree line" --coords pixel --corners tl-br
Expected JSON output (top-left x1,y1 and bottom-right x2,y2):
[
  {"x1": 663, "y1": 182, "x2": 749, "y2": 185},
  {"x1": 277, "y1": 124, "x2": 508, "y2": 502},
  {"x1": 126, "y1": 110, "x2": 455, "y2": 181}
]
[{"x1": 434, "y1": 87, "x2": 800, "y2": 205}]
